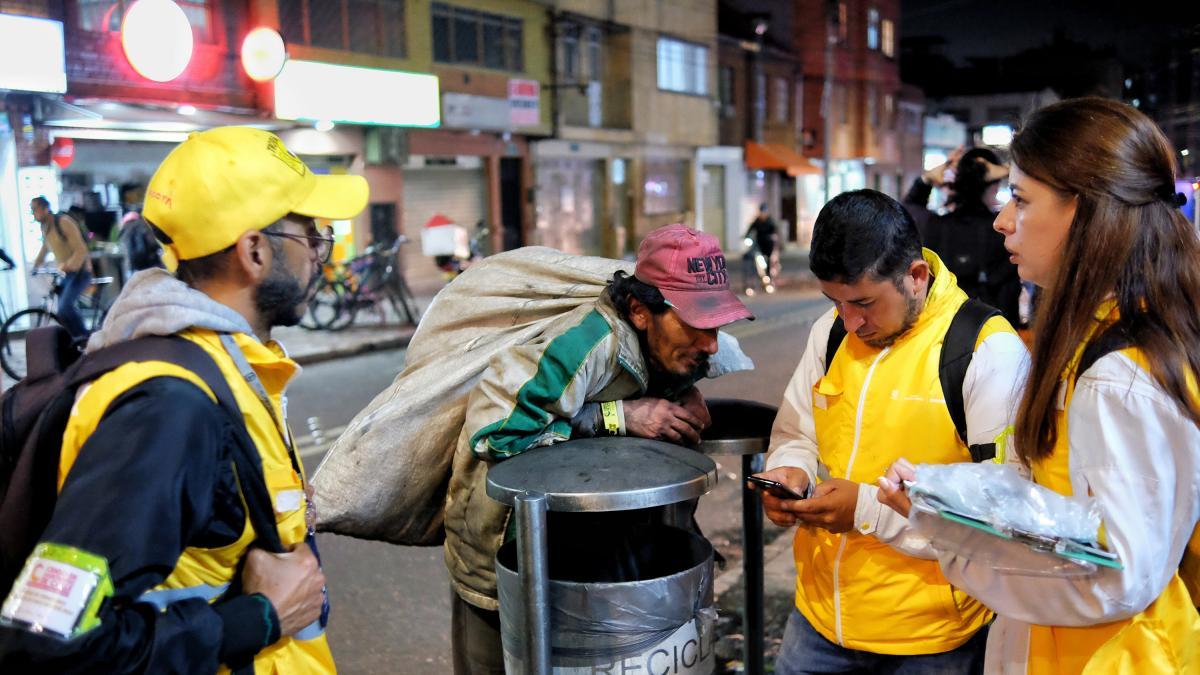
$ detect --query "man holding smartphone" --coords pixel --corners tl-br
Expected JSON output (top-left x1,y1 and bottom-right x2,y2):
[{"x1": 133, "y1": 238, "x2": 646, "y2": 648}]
[{"x1": 752, "y1": 190, "x2": 1028, "y2": 674}]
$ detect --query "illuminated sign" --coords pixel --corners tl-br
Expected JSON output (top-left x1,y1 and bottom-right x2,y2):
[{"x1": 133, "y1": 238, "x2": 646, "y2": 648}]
[
  {"x1": 981, "y1": 124, "x2": 1014, "y2": 147},
  {"x1": 0, "y1": 14, "x2": 66, "y2": 93},
  {"x1": 121, "y1": 0, "x2": 194, "y2": 82},
  {"x1": 274, "y1": 60, "x2": 440, "y2": 128},
  {"x1": 242, "y1": 27, "x2": 287, "y2": 82}
]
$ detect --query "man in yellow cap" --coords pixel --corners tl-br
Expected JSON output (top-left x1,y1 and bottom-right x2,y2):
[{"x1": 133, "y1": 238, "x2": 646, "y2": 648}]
[{"x1": 0, "y1": 126, "x2": 366, "y2": 673}]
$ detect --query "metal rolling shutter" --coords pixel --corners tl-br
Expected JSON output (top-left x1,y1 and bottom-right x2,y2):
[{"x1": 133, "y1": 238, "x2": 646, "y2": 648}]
[{"x1": 400, "y1": 167, "x2": 487, "y2": 295}]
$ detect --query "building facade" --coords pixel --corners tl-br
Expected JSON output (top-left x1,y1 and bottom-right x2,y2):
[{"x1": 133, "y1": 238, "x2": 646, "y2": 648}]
[{"x1": 534, "y1": 0, "x2": 719, "y2": 259}]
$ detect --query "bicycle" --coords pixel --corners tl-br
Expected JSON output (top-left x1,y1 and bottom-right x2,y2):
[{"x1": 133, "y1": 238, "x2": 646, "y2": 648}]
[
  {"x1": 0, "y1": 269, "x2": 115, "y2": 380},
  {"x1": 302, "y1": 236, "x2": 421, "y2": 331}
]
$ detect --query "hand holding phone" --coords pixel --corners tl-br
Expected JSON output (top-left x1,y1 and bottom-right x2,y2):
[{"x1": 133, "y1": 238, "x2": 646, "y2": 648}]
[{"x1": 747, "y1": 475, "x2": 807, "y2": 500}]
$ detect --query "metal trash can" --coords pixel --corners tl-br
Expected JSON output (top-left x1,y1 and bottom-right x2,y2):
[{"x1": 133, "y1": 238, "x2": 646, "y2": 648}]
[
  {"x1": 496, "y1": 523, "x2": 716, "y2": 674},
  {"x1": 696, "y1": 398, "x2": 778, "y2": 675},
  {"x1": 487, "y1": 437, "x2": 719, "y2": 675}
]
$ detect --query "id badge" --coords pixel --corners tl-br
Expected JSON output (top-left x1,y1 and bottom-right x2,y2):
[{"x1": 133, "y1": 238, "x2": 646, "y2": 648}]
[{"x1": 1, "y1": 543, "x2": 113, "y2": 640}]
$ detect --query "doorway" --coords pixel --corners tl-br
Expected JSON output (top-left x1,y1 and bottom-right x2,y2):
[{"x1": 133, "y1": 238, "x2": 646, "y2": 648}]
[{"x1": 499, "y1": 157, "x2": 523, "y2": 251}]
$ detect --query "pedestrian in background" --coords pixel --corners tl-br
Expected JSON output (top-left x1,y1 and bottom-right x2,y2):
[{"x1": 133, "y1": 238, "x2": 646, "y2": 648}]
[
  {"x1": 29, "y1": 196, "x2": 92, "y2": 340},
  {"x1": 880, "y1": 97, "x2": 1200, "y2": 674},
  {"x1": 743, "y1": 202, "x2": 779, "y2": 295},
  {"x1": 905, "y1": 147, "x2": 1021, "y2": 327}
]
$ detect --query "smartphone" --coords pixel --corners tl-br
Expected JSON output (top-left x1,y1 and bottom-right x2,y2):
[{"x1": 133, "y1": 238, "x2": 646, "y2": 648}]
[{"x1": 746, "y1": 475, "x2": 807, "y2": 500}]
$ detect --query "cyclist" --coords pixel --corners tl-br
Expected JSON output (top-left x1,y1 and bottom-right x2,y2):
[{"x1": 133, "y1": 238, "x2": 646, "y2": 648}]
[{"x1": 30, "y1": 196, "x2": 91, "y2": 339}]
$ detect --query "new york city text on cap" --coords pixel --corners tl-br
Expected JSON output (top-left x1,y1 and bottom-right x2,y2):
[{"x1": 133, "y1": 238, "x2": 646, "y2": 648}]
[{"x1": 634, "y1": 224, "x2": 754, "y2": 330}]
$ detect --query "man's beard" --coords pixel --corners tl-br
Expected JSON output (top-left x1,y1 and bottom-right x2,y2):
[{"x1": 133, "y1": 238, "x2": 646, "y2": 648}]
[
  {"x1": 863, "y1": 289, "x2": 921, "y2": 349},
  {"x1": 255, "y1": 257, "x2": 316, "y2": 329},
  {"x1": 638, "y1": 332, "x2": 710, "y2": 399}
]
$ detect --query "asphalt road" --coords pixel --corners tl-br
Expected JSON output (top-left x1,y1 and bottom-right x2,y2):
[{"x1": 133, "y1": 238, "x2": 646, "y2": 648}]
[{"x1": 287, "y1": 287, "x2": 832, "y2": 674}]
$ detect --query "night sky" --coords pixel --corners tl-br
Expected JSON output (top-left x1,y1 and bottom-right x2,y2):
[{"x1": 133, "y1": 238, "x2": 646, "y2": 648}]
[{"x1": 901, "y1": 0, "x2": 1196, "y2": 67}]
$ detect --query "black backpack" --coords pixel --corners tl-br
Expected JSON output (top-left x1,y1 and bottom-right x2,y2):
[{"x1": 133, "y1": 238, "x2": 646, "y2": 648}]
[
  {"x1": 120, "y1": 217, "x2": 162, "y2": 271},
  {"x1": 824, "y1": 298, "x2": 1001, "y2": 462},
  {"x1": 0, "y1": 326, "x2": 285, "y2": 595}
]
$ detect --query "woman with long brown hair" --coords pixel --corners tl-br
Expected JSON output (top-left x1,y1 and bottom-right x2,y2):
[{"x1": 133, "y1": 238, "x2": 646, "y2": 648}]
[{"x1": 878, "y1": 96, "x2": 1200, "y2": 673}]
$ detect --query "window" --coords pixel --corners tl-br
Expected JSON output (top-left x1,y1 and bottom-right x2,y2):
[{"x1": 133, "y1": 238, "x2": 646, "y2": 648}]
[
  {"x1": 867, "y1": 8, "x2": 880, "y2": 51},
  {"x1": 76, "y1": 0, "x2": 215, "y2": 42},
  {"x1": 773, "y1": 77, "x2": 788, "y2": 122},
  {"x1": 837, "y1": 2, "x2": 848, "y2": 43},
  {"x1": 867, "y1": 87, "x2": 878, "y2": 127},
  {"x1": 718, "y1": 66, "x2": 735, "y2": 118},
  {"x1": 656, "y1": 36, "x2": 707, "y2": 95},
  {"x1": 278, "y1": 0, "x2": 406, "y2": 57},
  {"x1": 431, "y1": 3, "x2": 523, "y2": 71},
  {"x1": 562, "y1": 24, "x2": 579, "y2": 80},
  {"x1": 643, "y1": 159, "x2": 688, "y2": 214},
  {"x1": 884, "y1": 93, "x2": 895, "y2": 129},
  {"x1": 881, "y1": 18, "x2": 895, "y2": 58},
  {"x1": 586, "y1": 27, "x2": 602, "y2": 82},
  {"x1": 561, "y1": 22, "x2": 602, "y2": 82}
]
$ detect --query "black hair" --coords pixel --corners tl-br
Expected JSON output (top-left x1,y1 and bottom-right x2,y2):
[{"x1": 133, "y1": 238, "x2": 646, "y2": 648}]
[
  {"x1": 809, "y1": 189, "x2": 923, "y2": 285},
  {"x1": 171, "y1": 221, "x2": 287, "y2": 287},
  {"x1": 949, "y1": 147, "x2": 1003, "y2": 210},
  {"x1": 607, "y1": 270, "x2": 669, "y2": 321},
  {"x1": 174, "y1": 243, "x2": 234, "y2": 286},
  {"x1": 31, "y1": 196, "x2": 49, "y2": 210}
]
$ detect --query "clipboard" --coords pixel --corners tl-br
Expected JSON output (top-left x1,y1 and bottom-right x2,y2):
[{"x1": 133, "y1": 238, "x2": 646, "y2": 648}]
[{"x1": 910, "y1": 490, "x2": 1123, "y2": 571}]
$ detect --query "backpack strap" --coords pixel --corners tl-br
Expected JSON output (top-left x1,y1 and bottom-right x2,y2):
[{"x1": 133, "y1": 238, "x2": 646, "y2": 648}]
[
  {"x1": 1075, "y1": 326, "x2": 1132, "y2": 383},
  {"x1": 824, "y1": 315, "x2": 848, "y2": 375},
  {"x1": 939, "y1": 298, "x2": 1001, "y2": 460},
  {"x1": 68, "y1": 337, "x2": 285, "y2": 553}
]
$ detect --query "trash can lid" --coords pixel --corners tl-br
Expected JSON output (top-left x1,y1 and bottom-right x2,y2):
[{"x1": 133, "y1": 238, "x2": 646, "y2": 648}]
[
  {"x1": 695, "y1": 398, "x2": 778, "y2": 456},
  {"x1": 485, "y1": 437, "x2": 717, "y2": 512}
]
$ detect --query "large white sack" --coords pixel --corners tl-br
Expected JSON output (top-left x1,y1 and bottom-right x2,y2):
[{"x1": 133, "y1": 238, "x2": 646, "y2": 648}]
[{"x1": 312, "y1": 247, "x2": 631, "y2": 544}]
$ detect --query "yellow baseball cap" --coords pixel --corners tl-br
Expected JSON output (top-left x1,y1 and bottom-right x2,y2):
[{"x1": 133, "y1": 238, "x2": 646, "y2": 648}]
[{"x1": 144, "y1": 126, "x2": 368, "y2": 262}]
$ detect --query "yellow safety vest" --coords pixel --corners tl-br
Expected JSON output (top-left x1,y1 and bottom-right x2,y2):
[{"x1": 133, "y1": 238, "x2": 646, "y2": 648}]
[
  {"x1": 1026, "y1": 309, "x2": 1199, "y2": 675},
  {"x1": 58, "y1": 328, "x2": 336, "y2": 675},
  {"x1": 797, "y1": 250, "x2": 1006, "y2": 654}
]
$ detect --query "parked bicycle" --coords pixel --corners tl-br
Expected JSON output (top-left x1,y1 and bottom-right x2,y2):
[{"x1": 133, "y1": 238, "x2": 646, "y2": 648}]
[
  {"x1": 301, "y1": 236, "x2": 421, "y2": 331},
  {"x1": 0, "y1": 268, "x2": 114, "y2": 380}
]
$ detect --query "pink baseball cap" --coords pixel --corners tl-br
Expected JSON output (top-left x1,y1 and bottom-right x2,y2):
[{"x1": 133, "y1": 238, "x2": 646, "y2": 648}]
[{"x1": 634, "y1": 224, "x2": 754, "y2": 329}]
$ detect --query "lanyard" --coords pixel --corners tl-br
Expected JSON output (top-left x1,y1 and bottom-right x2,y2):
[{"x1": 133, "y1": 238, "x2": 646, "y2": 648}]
[{"x1": 218, "y1": 333, "x2": 302, "y2": 476}]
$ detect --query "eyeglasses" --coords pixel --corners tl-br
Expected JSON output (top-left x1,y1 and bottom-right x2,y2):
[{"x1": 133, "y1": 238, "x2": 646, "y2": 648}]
[{"x1": 264, "y1": 226, "x2": 335, "y2": 264}]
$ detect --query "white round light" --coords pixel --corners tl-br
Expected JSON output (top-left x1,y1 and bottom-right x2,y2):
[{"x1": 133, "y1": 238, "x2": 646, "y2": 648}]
[
  {"x1": 241, "y1": 27, "x2": 287, "y2": 82},
  {"x1": 315, "y1": 120, "x2": 335, "y2": 132},
  {"x1": 121, "y1": 0, "x2": 194, "y2": 82}
]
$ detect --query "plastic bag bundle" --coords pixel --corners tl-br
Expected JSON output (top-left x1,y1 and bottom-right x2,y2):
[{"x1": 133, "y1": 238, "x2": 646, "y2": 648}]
[
  {"x1": 312, "y1": 246, "x2": 754, "y2": 545},
  {"x1": 912, "y1": 462, "x2": 1102, "y2": 544}
]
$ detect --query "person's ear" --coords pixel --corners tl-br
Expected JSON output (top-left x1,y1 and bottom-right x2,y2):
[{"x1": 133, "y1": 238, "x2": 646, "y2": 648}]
[
  {"x1": 908, "y1": 259, "x2": 930, "y2": 294},
  {"x1": 231, "y1": 229, "x2": 273, "y2": 284},
  {"x1": 628, "y1": 297, "x2": 651, "y2": 331}
]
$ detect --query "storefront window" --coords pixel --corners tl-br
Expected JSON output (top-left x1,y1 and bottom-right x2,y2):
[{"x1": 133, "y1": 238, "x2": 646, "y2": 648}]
[
  {"x1": 643, "y1": 159, "x2": 687, "y2": 215},
  {"x1": 76, "y1": 0, "x2": 214, "y2": 42}
]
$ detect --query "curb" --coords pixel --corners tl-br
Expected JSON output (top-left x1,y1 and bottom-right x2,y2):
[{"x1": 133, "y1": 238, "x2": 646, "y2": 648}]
[{"x1": 292, "y1": 333, "x2": 414, "y2": 366}]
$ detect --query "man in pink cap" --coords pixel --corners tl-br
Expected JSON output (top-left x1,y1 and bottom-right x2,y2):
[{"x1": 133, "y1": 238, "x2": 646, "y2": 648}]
[{"x1": 445, "y1": 224, "x2": 753, "y2": 674}]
